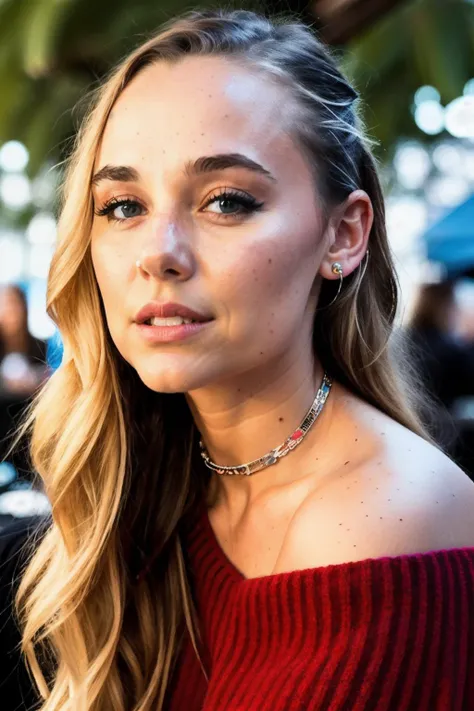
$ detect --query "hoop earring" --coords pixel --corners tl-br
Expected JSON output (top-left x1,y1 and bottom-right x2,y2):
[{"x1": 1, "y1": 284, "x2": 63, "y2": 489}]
[
  {"x1": 326, "y1": 262, "x2": 343, "y2": 307},
  {"x1": 322, "y1": 251, "x2": 370, "y2": 310}
]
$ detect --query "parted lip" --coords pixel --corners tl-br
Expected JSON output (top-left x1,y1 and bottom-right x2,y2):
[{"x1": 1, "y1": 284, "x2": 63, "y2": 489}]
[{"x1": 134, "y1": 302, "x2": 211, "y2": 324}]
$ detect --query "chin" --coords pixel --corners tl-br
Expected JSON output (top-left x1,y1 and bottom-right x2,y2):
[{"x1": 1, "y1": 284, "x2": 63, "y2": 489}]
[
  {"x1": 134, "y1": 361, "x2": 212, "y2": 394},
  {"x1": 136, "y1": 371, "x2": 191, "y2": 394}
]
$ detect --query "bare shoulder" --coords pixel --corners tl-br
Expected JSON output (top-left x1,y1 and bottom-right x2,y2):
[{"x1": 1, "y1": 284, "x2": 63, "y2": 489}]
[{"x1": 275, "y1": 406, "x2": 474, "y2": 573}]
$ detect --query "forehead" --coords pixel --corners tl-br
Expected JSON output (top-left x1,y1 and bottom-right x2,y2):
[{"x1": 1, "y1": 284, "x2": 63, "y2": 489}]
[{"x1": 96, "y1": 55, "x2": 304, "y2": 178}]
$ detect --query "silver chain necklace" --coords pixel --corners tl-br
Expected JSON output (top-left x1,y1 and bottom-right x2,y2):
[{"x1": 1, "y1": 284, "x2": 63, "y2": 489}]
[{"x1": 199, "y1": 372, "x2": 333, "y2": 476}]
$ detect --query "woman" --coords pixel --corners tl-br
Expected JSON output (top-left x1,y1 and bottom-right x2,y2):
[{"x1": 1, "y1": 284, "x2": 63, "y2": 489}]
[
  {"x1": 408, "y1": 280, "x2": 474, "y2": 474},
  {"x1": 0, "y1": 284, "x2": 48, "y2": 479},
  {"x1": 409, "y1": 280, "x2": 474, "y2": 412},
  {"x1": 0, "y1": 284, "x2": 48, "y2": 395},
  {"x1": 1, "y1": 10, "x2": 474, "y2": 711}
]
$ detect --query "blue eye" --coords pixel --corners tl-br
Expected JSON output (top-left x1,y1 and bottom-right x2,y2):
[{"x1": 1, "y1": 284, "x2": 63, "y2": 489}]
[
  {"x1": 95, "y1": 198, "x2": 145, "y2": 222},
  {"x1": 94, "y1": 190, "x2": 264, "y2": 223},
  {"x1": 203, "y1": 190, "x2": 264, "y2": 218}
]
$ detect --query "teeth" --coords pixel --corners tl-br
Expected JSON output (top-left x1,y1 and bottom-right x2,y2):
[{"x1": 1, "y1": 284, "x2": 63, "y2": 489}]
[{"x1": 147, "y1": 316, "x2": 193, "y2": 326}]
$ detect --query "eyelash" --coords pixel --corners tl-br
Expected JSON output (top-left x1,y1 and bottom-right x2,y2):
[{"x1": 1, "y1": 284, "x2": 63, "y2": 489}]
[
  {"x1": 202, "y1": 189, "x2": 264, "y2": 218},
  {"x1": 94, "y1": 190, "x2": 264, "y2": 223},
  {"x1": 94, "y1": 196, "x2": 142, "y2": 222}
]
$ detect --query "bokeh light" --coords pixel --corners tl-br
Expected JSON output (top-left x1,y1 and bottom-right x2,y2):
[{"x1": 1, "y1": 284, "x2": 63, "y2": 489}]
[
  {"x1": 445, "y1": 96, "x2": 474, "y2": 138},
  {"x1": 414, "y1": 85, "x2": 441, "y2": 106},
  {"x1": 0, "y1": 232, "x2": 25, "y2": 283},
  {"x1": 393, "y1": 143, "x2": 431, "y2": 189},
  {"x1": 425, "y1": 175, "x2": 471, "y2": 207},
  {"x1": 31, "y1": 164, "x2": 59, "y2": 208},
  {"x1": 464, "y1": 78, "x2": 474, "y2": 96},
  {"x1": 386, "y1": 195, "x2": 428, "y2": 252},
  {"x1": 415, "y1": 100, "x2": 445, "y2": 135},
  {"x1": 27, "y1": 243, "x2": 55, "y2": 279},
  {"x1": 26, "y1": 212, "x2": 57, "y2": 244},
  {"x1": 0, "y1": 140, "x2": 29, "y2": 172},
  {"x1": 0, "y1": 173, "x2": 31, "y2": 209},
  {"x1": 432, "y1": 143, "x2": 465, "y2": 174},
  {"x1": 27, "y1": 279, "x2": 56, "y2": 339}
]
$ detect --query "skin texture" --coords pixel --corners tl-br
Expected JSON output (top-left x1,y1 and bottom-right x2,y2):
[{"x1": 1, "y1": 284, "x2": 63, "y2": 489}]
[{"x1": 91, "y1": 56, "x2": 474, "y2": 579}]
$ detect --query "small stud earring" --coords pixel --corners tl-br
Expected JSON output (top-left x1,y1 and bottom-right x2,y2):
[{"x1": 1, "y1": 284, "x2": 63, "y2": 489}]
[
  {"x1": 136, "y1": 260, "x2": 142, "y2": 269},
  {"x1": 327, "y1": 262, "x2": 343, "y2": 307}
]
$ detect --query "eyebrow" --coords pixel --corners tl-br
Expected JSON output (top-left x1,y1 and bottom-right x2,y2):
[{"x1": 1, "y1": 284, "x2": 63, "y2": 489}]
[
  {"x1": 91, "y1": 153, "x2": 277, "y2": 186},
  {"x1": 91, "y1": 165, "x2": 140, "y2": 186}
]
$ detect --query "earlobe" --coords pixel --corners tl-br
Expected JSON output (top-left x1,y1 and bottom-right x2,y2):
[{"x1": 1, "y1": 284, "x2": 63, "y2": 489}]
[
  {"x1": 318, "y1": 251, "x2": 370, "y2": 309},
  {"x1": 319, "y1": 191, "x2": 373, "y2": 280}
]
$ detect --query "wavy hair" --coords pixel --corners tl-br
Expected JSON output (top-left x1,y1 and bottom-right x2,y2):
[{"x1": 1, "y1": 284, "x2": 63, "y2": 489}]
[{"x1": 11, "y1": 9, "x2": 430, "y2": 710}]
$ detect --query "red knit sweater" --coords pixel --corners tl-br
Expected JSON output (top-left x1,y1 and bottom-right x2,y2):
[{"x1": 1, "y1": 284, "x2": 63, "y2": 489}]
[{"x1": 166, "y1": 507, "x2": 474, "y2": 711}]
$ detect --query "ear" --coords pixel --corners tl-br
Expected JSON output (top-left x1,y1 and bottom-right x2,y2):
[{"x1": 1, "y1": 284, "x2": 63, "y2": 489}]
[{"x1": 319, "y1": 190, "x2": 373, "y2": 281}]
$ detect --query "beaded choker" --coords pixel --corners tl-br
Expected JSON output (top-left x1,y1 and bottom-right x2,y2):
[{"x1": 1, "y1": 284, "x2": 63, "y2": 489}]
[{"x1": 199, "y1": 372, "x2": 333, "y2": 476}]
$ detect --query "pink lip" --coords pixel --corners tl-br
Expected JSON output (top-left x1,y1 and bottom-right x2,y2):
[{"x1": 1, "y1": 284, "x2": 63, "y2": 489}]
[
  {"x1": 135, "y1": 321, "x2": 211, "y2": 343},
  {"x1": 134, "y1": 301, "x2": 211, "y2": 324}
]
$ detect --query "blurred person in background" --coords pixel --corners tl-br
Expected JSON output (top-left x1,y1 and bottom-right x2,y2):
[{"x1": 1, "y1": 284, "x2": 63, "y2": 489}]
[
  {"x1": 457, "y1": 285, "x2": 474, "y2": 343},
  {"x1": 407, "y1": 281, "x2": 474, "y2": 464},
  {"x1": 0, "y1": 284, "x2": 49, "y2": 396},
  {"x1": 0, "y1": 10, "x2": 474, "y2": 711},
  {"x1": 0, "y1": 284, "x2": 49, "y2": 482}
]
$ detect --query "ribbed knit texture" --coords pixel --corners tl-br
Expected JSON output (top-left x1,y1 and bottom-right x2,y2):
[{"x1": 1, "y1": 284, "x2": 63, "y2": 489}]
[{"x1": 166, "y1": 507, "x2": 474, "y2": 711}]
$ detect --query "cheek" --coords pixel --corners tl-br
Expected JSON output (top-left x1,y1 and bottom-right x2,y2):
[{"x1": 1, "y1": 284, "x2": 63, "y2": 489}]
[
  {"x1": 90, "y1": 241, "x2": 129, "y2": 324},
  {"x1": 214, "y1": 226, "x2": 320, "y2": 331}
]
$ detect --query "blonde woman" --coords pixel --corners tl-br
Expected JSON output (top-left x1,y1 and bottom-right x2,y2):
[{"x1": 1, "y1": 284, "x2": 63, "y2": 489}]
[{"x1": 1, "y1": 9, "x2": 474, "y2": 711}]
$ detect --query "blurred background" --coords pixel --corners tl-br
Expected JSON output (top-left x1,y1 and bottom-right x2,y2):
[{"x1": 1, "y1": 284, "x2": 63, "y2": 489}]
[{"x1": 1, "y1": 0, "x2": 474, "y2": 524}]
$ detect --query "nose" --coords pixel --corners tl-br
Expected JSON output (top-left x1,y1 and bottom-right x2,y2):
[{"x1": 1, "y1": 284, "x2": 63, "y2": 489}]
[{"x1": 138, "y1": 220, "x2": 195, "y2": 282}]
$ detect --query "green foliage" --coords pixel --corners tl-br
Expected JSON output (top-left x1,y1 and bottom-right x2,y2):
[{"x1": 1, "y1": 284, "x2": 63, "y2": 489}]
[
  {"x1": 0, "y1": 0, "x2": 473, "y2": 173},
  {"x1": 342, "y1": 0, "x2": 474, "y2": 158},
  {"x1": 0, "y1": 0, "x2": 206, "y2": 173}
]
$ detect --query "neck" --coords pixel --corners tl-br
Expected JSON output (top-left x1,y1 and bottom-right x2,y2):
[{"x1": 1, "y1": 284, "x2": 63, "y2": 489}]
[{"x1": 187, "y1": 346, "x2": 330, "y2": 506}]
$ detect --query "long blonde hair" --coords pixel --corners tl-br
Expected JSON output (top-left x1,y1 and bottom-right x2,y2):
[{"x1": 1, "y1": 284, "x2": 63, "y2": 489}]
[{"x1": 12, "y1": 10, "x2": 429, "y2": 710}]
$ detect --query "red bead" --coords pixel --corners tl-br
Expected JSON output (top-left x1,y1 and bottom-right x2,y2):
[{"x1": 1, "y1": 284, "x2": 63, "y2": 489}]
[{"x1": 290, "y1": 429, "x2": 303, "y2": 440}]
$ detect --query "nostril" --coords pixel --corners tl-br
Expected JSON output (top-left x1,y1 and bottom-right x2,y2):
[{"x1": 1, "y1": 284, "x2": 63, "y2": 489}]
[{"x1": 164, "y1": 267, "x2": 181, "y2": 276}]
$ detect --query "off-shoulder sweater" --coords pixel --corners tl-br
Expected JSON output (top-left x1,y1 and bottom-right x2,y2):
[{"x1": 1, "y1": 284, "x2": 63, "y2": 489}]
[
  {"x1": 166, "y1": 507, "x2": 474, "y2": 711},
  {"x1": 1, "y1": 513, "x2": 474, "y2": 710}
]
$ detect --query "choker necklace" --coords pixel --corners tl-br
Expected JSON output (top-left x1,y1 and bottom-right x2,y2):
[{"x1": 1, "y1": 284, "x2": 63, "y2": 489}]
[{"x1": 199, "y1": 372, "x2": 333, "y2": 477}]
